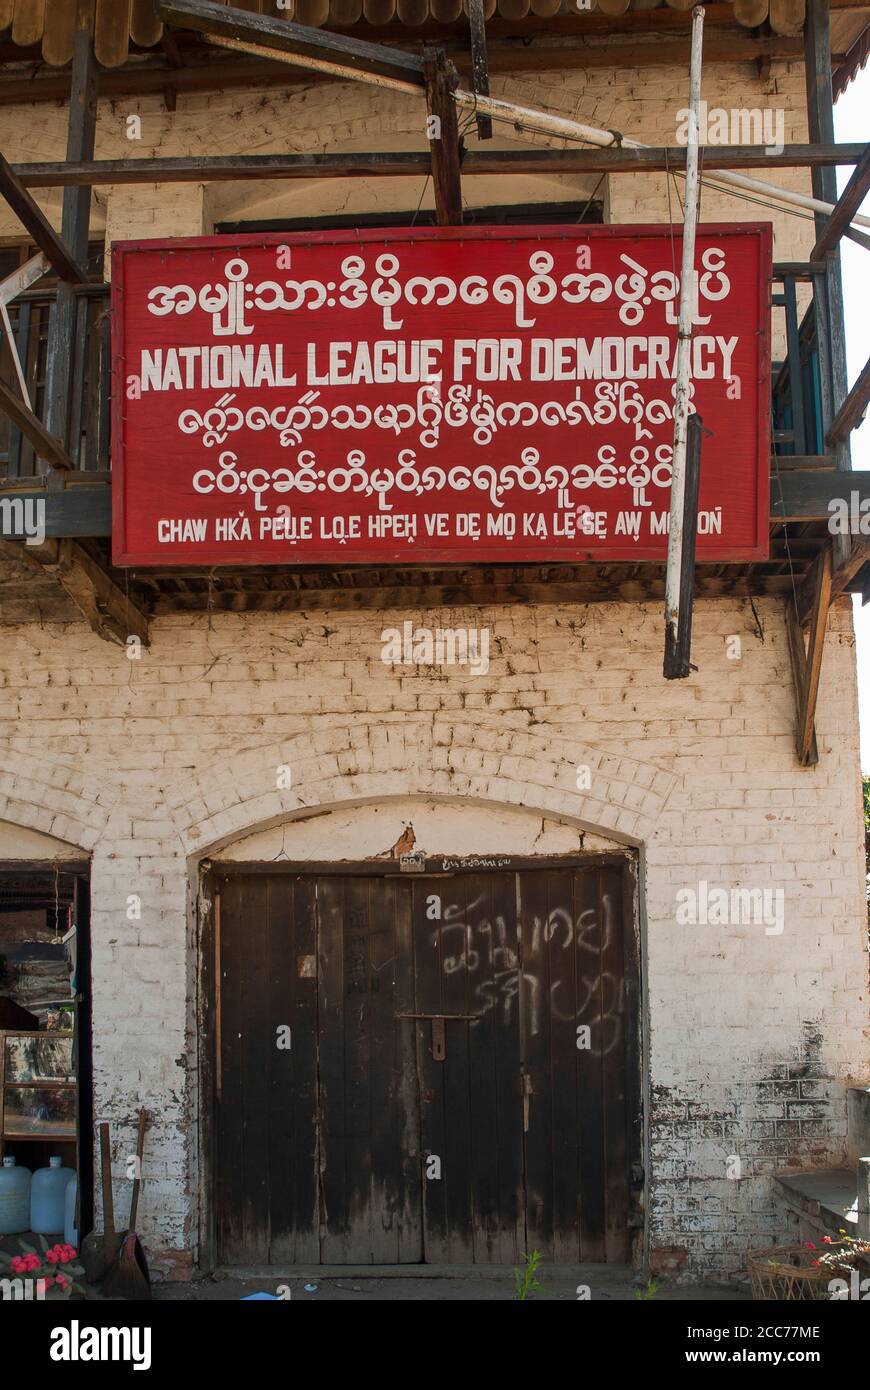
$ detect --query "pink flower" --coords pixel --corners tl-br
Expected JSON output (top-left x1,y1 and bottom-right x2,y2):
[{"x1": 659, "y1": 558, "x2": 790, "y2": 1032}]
[
  {"x1": 25, "y1": 1254, "x2": 40, "y2": 1271},
  {"x1": 43, "y1": 1276, "x2": 54, "y2": 1287},
  {"x1": 58, "y1": 1250, "x2": 73, "y2": 1264},
  {"x1": 822, "y1": 1236, "x2": 833, "y2": 1244},
  {"x1": 61, "y1": 1244, "x2": 77, "y2": 1258},
  {"x1": 804, "y1": 1241, "x2": 816, "y2": 1250},
  {"x1": 10, "y1": 1256, "x2": 26, "y2": 1274},
  {"x1": 45, "y1": 1249, "x2": 59, "y2": 1265},
  {"x1": 55, "y1": 1274, "x2": 68, "y2": 1290}
]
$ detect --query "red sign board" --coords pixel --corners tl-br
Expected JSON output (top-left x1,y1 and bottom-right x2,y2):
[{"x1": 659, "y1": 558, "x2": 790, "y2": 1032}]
[{"x1": 111, "y1": 225, "x2": 771, "y2": 566}]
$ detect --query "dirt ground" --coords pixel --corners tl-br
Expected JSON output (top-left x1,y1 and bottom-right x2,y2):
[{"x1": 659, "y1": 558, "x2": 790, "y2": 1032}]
[{"x1": 152, "y1": 1266, "x2": 751, "y2": 1302}]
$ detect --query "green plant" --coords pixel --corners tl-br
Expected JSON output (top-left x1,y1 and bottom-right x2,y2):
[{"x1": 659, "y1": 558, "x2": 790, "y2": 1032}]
[
  {"x1": 634, "y1": 1277, "x2": 658, "y2": 1301},
  {"x1": 514, "y1": 1249, "x2": 543, "y2": 1301}
]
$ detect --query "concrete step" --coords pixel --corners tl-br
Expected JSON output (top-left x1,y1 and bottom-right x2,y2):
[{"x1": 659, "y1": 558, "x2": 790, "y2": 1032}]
[{"x1": 774, "y1": 1168, "x2": 858, "y2": 1237}]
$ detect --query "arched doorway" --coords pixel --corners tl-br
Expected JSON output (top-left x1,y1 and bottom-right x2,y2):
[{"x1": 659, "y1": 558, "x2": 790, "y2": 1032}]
[{"x1": 200, "y1": 849, "x2": 641, "y2": 1267}]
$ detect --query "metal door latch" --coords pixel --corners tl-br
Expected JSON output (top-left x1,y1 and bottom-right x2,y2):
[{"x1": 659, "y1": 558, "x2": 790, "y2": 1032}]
[{"x1": 395, "y1": 1012, "x2": 480, "y2": 1062}]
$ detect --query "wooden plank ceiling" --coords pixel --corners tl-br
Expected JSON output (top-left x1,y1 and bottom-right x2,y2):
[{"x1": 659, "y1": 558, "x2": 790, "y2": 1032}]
[{"x1": 0, "y1": 0, "x2": 813, "y2": 72}]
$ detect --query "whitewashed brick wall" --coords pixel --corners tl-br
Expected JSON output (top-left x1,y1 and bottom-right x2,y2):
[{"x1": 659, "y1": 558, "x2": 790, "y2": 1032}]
[{"x1": 0, "y1": 595, "x2": 866, "y2": 1279}]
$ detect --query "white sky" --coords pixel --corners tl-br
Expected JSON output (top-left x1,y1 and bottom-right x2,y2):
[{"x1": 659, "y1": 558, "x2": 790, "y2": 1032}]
[{"x1": 833, "y1": 70, "x2": 870, "y2": 771}]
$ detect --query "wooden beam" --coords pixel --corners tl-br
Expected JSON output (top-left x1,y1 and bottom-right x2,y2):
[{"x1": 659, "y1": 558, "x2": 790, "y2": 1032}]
[
  {"x1": 160, "y1": 29, "x2": 185, "y2": 113},
  {"x1": 132, "y1": 19, "x2": 816, "y2": 74},
  {"x1": 0, "y1": 483, "x2": 111, "y2": 538},
  {"x1": 773, "y1": 261, "x2": 830, "y2": 279},
  {"x1": 827, "y1": 355, "x2": 870, "y2": 445},
  {"x1": 0, "y1": 380, "x2": 74, "y2": 471},
  {"x1": 0, "y1": 153, "x2": 86, "y2": 284},
  {"x1": 771, "y1": 454, "x2": 837, "y2": 470},
  {"x1": 789, "y1": 546, "x2": 833, "y2": 766},
  {"x1": 469, "y1": 37, "x2": 811, "y2": 71},
  {"x1": 0, "y1": 39, "x2": 852, "y2": 106},
  {"x1": 0, "y1": 535, "x2": 150, "y2": 645},
  {"x1": 0, "y1": 57, "x2": 322, "y2": 104},
  {"x1": 786, "y1": 598, "x2": 819, "y2": 766},
  {"x1": 158, "y1": 0, "x2": 425, "y2": 88},
  {"x1": 797, "y1": 534, "x2": 870, "y2": 624},
  {"x1": 16, "y1": 152, "x2": 432, "y2": 187},
  {"x1": 771, "y1": 469, "x2": 870, "y2": 522},
  {"x1": 811, "y1": 147, "x2": 870, "y2": 259},
  {"x1": 13, "y1": 144, "x2": 867, "y2": 189},
  {"x1": 49, "y1": 539, "x2": 151, "y2": 647},
  {"x1": 424, "y1": 46, "x2": 463, "y2": 227},
  {"x1": 144, "y1": 573, "x2": 808, "y2": 615}
]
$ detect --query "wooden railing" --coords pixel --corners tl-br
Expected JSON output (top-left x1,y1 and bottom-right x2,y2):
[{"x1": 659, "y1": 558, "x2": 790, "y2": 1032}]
[
  {"x1": 0, "y1": 282, "x2": 110, "y2": 479},
  {"x1": 769, "y1": 260, "x2": 855, "y2": 470}
]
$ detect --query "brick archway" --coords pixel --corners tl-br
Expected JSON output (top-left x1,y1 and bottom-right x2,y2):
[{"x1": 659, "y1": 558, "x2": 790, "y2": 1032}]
[
  {"x1": 171, "y1": 721, "x2": 676, "y2": 855},
  {"x1": 0, "y1": 745, "x2": 111, "y2": 853}
]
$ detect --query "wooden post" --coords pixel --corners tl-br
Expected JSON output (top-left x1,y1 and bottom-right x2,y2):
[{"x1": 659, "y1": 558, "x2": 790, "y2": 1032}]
[
  {"x1": 467, "y1": 0, "x2": 493, "y2": 140},
  {"x1": 664, "y1": 412, "x2": 703, "y2": 679},
  {"x1": 805, "y1": 0, "x2": 851, "y2": 489},
  {"x1": 44, "y1": 5, "x2": 97, "y2": 474},
  {"x1": 423, "y1": 46, "x2": 463, "y2": 227}
]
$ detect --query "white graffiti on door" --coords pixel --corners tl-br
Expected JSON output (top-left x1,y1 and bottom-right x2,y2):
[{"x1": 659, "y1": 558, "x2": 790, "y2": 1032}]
[{"x1": 428, "y1": 890, "x2": 623, "y2": 1054}]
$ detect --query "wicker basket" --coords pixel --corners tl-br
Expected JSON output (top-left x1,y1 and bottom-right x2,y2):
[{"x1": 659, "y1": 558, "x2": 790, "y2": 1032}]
[{"x1": 748, "y1": 1244, "x2": 841, "y2": 1301}]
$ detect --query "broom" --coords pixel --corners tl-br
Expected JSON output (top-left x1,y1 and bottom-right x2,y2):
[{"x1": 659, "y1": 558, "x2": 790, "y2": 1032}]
[
  {"x1": 103, "y1": 1108, "x2": 151, "y2": 1300},
  {"x1": 80, "y1": 1122, "x2": 123, "y2": 1284}
]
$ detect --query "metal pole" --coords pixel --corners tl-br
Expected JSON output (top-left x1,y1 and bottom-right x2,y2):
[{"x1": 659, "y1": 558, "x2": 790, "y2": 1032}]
[
  {"x1": 664, "y1": 6, "x2": 705, "y2": 665},
  {"x1": 664, "y1": 414, "x2": 704, "y2": 679}
]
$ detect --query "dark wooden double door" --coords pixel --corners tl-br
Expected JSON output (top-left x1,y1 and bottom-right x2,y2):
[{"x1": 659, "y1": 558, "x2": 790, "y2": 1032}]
[{"x1": 212, "y1": 863, "x2": 638, "y2": 1265}]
